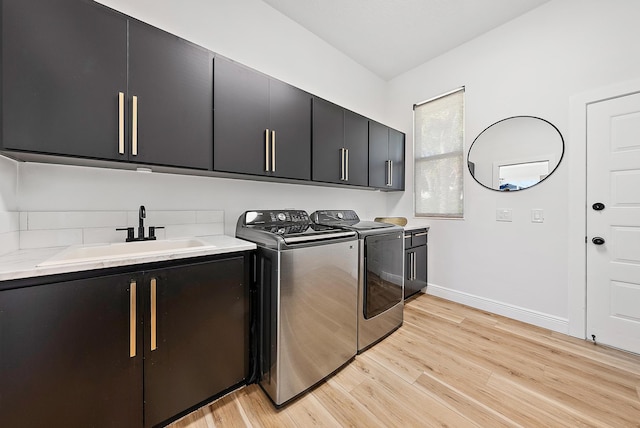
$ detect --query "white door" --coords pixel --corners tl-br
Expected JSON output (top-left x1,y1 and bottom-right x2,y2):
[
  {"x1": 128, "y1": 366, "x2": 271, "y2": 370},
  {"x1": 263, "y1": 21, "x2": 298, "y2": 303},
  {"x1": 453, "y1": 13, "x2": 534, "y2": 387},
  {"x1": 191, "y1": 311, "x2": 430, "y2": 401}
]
[{"x1": 586, "y1": 92, "x2": 640, "y2": 354}]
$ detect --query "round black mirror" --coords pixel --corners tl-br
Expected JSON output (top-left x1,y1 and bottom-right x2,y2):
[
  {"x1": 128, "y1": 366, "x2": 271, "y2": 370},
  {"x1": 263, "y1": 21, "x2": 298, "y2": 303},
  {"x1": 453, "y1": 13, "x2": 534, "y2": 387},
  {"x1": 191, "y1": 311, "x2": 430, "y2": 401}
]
[{"x1": 467, "y1": 116, "x2": 564, "y2": 191}]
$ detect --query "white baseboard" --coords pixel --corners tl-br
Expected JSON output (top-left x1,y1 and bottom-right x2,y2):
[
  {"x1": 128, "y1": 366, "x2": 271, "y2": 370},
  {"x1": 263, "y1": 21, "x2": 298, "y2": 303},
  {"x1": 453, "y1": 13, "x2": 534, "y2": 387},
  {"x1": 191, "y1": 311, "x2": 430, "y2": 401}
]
[{"x1": 424, "y1": 283, "x2": 570, "y2": 334}]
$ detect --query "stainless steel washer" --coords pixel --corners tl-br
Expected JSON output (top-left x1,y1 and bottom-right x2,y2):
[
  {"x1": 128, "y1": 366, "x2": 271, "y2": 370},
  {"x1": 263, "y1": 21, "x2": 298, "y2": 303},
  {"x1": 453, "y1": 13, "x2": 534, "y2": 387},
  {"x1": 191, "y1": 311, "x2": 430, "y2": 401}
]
[
  {"x1": 310, "y1": 210, "x2": 404, "y2": 353},
  {"x1": 236, "y1": 210, "x2": 358, "y2": 406}
]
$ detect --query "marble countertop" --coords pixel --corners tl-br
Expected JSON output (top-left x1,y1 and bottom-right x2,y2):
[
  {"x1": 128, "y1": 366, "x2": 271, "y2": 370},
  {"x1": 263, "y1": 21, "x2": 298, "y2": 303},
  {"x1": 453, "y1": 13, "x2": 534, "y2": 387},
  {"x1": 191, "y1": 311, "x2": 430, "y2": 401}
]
[{"x1": 0, "y1": 235, "x2": 256, "y2": 283}]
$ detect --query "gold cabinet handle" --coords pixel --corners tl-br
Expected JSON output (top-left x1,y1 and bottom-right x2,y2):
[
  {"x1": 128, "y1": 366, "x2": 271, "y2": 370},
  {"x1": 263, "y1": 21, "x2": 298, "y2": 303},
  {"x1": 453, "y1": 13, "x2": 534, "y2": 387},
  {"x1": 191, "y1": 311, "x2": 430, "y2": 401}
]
[
  {"x1": 265, "y1": 129, "x2": 270, "y2": 172},
  {"x1": 345, "y1": 148, "x2": 349, "y2": 181},
  {"x1": 271, "y1": 130, "x2": 276, "y2": 172},
  {"x1": 129, "y1": 280, "x2": 136, "y2": 358},
  {"x1": 118, "y1": 92, "x2": 125, "y2": 155},
  {"x1": 132, "y1": 96, "x2": 138, "y2": 156},
  {"x1": 151, "y1": 278, "x2": 157, "y2": 351}
]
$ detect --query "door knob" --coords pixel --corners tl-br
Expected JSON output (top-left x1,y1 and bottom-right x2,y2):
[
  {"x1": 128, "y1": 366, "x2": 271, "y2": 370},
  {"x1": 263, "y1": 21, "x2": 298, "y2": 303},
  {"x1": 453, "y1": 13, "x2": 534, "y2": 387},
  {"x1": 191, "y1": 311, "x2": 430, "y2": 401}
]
[
  {"x1": 592, "y1": 202, "x2": 605, "y2": 211},
  {"x1": 592, "y1": 237, "x2": 605, "y2": 245}
]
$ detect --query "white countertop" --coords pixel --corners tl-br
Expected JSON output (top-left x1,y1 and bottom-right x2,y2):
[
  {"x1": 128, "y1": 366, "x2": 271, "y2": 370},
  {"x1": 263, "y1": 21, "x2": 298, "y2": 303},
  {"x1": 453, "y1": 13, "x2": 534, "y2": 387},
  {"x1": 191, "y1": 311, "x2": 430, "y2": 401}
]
[
  {"x1": 0, "y1": 235, "x2": 256, "y2": 283},
  {"x1": 403, "y1": 224, "x2": 430, "y2": 232}
]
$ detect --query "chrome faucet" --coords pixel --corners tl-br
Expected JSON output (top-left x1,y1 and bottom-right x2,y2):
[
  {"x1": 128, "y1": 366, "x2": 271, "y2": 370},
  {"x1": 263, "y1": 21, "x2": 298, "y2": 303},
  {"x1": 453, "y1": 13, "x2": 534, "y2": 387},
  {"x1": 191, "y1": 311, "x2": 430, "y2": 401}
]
[{"x1": 116, "y1": 205, "x2": 163, "y2": 242}]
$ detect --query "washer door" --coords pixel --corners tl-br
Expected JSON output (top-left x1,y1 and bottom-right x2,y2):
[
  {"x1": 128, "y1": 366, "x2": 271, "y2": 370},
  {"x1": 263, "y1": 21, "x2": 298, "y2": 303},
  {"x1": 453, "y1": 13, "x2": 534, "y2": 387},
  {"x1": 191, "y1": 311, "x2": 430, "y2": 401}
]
[{"x1": 363, "y1": 232, "x2": 403, "y2": 319}]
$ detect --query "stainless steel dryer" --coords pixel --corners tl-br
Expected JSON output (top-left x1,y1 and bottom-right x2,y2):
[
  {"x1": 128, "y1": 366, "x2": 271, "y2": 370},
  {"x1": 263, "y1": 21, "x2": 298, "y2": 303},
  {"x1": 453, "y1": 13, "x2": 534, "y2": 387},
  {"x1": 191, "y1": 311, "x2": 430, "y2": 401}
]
[
  {"x1": 310, "y1": 210, "x2": 404, "y2": 352},
  {"x1": 236, "y1": 210, "x2": 358, "y2": 406}
]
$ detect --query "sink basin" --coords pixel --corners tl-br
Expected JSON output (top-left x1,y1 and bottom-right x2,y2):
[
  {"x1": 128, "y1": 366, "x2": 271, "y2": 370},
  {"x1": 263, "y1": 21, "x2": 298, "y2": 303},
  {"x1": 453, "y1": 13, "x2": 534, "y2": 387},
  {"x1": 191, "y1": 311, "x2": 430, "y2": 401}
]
[{"x1": 38, "y1": 238, "x2": 216, "y2": 267}]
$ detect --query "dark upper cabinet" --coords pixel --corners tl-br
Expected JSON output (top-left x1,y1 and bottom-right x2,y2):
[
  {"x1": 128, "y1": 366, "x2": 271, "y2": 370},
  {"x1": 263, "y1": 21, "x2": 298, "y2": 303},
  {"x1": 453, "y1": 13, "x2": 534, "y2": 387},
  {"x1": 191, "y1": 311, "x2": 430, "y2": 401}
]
[
  {"x1": 368, "y1": 120, "x2": 405, "y2": 190},
  {"x1": 1, "y1": 0, "x2": 213, "y2": 169},
  {"x1": 1, "y1": 0, "x2": 127, "y2": 160},
  {"x1": 0, "y1": 273, "x2": 143, "y2": 428},
  {"x1": 128, "y1": 20, "x2": 213, "y2": 169},
  {"x1": 312, "y1": 97, "x2": 368, "y2": 186},
  {"x1": 214, "y1": 56, "x2": 311, "y2": 180}
]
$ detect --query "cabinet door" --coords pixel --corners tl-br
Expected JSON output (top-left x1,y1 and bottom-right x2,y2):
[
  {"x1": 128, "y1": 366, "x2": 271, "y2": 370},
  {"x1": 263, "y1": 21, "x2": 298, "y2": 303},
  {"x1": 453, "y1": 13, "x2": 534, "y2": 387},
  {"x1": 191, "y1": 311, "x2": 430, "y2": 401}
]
[
  {"x1": 0, "y1": 275, "x2": 142, "y2": 428},
  {"x1": 214, "y1": 57, "x2": 270, "y2": 175},
  {"x1": 405, "y1": 245, "x2": 427, "y2": 299},
  {"x1": 143, "y1": 257, "x2": 248, "y2": 427},
  {"x1": 128, "y1": 21, "x2": 213, "y2": 169},
  {"x1": 389, "y1": 128, "x2": 405, "y2": 190},
  {"x1": 1, "y1": 0, "x2": 127, "y2": 160},
  {"x1": 312, "y1": 98, "x2": 344, "y2": 184},
  {"x1": 368, "y1": 120, "x2": 390, "y2": 188},
  {"x1": 269, "y1": 79, "x2": 311, "y2": 179},
  {"x1": 344, "y1": 110, "x2": 369, "y2": 186}
]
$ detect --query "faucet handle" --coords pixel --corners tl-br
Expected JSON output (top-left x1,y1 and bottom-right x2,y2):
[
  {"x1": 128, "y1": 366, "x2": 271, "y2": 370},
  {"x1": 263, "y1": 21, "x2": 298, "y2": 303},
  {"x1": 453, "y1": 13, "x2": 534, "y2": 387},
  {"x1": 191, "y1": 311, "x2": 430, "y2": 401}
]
[
  {"x1": 116, "y1": 227, "x2": 135, "y2": 242},
  {"x1": 148, "y1": 226, "x2": 164, "y2": 240}
]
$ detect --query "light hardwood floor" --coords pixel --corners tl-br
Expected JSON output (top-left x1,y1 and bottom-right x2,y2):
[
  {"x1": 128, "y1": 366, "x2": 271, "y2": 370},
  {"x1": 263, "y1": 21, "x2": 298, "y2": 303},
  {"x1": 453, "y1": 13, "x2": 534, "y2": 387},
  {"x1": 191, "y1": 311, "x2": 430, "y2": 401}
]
[{"x1": 169, "y1": 294, "x2": 640, "y2": 427}]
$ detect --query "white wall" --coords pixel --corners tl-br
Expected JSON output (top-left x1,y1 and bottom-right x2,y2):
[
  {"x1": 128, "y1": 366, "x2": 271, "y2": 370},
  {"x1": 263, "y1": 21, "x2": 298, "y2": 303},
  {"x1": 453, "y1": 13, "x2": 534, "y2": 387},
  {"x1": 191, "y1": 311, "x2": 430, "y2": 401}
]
[
  {"x1": 95, "y1": 0, "x2": 388, "y2": 122},
  {"x1": 0, "y1": 156, "x2": 19, "y2": 255},
  {"x1": 387, "y1": 0, "x2": 640, "y2": 331},
  {"x1": 5, "y1": 0, "x2": 390, "y2": 237}
]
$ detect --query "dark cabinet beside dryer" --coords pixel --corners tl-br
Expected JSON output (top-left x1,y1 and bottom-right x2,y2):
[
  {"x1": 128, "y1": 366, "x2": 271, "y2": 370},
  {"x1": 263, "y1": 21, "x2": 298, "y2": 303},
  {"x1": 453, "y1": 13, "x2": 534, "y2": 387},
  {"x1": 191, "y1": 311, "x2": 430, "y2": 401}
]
[
  {"x1": 312, "y1": 97, "x2": 369, "y2": 186},
  {"x1": 404, "y1": 228, "x2": 428, "y2": 299},
  {"x1": 1, "y1": 0, "x2": 213, "y2": 170},
  {"x1": 214, "y1": 56, "x2": 311, "y2": 180},
  {"x1": 369, "y1": 121, "x2": 405, "y2": 190}
]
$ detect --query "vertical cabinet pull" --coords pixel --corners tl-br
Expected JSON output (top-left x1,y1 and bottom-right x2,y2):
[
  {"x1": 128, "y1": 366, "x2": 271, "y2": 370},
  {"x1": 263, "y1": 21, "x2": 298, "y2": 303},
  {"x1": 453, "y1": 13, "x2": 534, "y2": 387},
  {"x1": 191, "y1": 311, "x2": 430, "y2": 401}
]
[
  {"x1": 129, "y1": 280, "x2": 136, "y2": 358},
  {"x1": 345, "y1": 149, "x2": 349, "y2": 181},
  {"x1": 265, "y1": 129, "x2": 270, "y2": 172},
  {"x1": 385, "y1": 160, "x2": 391, "y2": 186},
  {"x1": 412, "y1": 252, "x2": 417, "y2": 280},
  {"x1": 271, "y1": 130, "x2": 276, "y2": 172},
  {"x1": 340, "y1": 148, "x2": 345, "y2": 181},
  {"x1": 132, "y1": 96, "x2": 139, "y2": 156},
  {"x1": 118, "y1": 92, "x2": 125, "y2": 155},
  {"x1": 151, "y1": 278, "x2": 157, "y2": 351},
  {"x1": 389, "y1": 160, "x2": 393, "y2": 187}
]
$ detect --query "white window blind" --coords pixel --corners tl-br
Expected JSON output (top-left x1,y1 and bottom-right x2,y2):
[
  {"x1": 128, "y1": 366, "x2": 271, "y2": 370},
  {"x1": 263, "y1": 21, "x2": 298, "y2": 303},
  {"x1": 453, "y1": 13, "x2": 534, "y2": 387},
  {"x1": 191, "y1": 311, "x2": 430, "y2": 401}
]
[{"x1": 413, "y1": 88, "x2": 464, "y2": 218}]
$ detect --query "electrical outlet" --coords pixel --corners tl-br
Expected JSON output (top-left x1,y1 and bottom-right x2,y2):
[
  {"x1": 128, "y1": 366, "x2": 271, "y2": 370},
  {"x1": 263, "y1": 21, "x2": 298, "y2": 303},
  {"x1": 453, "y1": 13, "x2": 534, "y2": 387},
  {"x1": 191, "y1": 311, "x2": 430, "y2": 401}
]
[
  {"x1": 496, "y1": 209, "x2": 512, "y2": 222},
  {"x1": 532, "y1": 209, "x2": 544, "y2": 223}
]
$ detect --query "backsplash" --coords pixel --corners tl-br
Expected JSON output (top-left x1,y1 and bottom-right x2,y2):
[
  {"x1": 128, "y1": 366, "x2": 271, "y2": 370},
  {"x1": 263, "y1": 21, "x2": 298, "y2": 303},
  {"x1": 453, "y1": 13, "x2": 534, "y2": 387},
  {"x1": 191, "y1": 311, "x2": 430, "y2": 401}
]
[
  {"x1": 0, "y1": 212, "x2": 20, "y2": 256},
  {"x1": 17, "y1": 209, "x2": 224, "y2": 250}
]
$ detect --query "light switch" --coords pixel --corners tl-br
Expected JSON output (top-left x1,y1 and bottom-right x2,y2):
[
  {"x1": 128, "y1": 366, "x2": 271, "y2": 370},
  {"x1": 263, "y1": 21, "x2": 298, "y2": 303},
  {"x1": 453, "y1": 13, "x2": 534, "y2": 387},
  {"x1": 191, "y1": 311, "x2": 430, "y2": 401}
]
[
  {"x1": 496, "y1": 209, "x2": 512, "y2": 222},
  {"x1": 532, "y1": 209, "x2": 544, "y2": 223}
]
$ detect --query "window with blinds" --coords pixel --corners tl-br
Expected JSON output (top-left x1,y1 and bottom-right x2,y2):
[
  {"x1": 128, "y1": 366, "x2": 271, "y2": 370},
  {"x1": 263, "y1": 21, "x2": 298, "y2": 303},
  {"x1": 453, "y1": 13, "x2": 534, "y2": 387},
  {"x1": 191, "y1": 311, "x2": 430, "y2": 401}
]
[{"x1": 413, "y1": 88, "x2": 465, "y2": 218}]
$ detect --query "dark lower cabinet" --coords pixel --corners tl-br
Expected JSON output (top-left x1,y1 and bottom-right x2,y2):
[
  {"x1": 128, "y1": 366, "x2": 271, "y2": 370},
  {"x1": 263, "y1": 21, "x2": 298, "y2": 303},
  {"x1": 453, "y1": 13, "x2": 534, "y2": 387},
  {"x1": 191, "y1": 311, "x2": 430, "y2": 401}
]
[
  {"x1": 0, "y1": 254, "x2": 249, "y2": 428},
  {"x1": 404, "y1": 229, "x2": 428, "y2": 299},
  {"x1": 143, "y1": 257, "x2": 248, "y2": 427},
  {"x1": 0, "y1": 273, "x2": 142, "y2": 428}
]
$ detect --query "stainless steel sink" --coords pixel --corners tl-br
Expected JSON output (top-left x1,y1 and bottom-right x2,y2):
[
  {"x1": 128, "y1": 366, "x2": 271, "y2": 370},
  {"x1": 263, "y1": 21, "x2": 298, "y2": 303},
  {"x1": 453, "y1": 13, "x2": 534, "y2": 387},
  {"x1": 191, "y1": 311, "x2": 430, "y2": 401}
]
[{"x1": 38, "y1": 238, "x2": 216, "y2": 267}]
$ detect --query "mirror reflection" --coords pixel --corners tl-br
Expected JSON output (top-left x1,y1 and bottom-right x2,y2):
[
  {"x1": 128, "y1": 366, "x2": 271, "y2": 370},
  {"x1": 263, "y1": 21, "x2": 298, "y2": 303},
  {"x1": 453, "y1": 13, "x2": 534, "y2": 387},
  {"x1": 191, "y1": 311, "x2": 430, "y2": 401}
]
[{"x1": 467, "y1": 116, "x2": 564, "y2": 191}]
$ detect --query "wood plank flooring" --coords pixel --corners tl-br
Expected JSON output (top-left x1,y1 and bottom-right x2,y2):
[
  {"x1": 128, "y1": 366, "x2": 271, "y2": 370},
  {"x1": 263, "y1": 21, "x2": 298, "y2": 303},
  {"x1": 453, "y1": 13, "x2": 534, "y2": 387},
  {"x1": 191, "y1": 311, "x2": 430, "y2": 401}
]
[{"x1": 168, "y1": 294, "x2": 640, "y2": 427}]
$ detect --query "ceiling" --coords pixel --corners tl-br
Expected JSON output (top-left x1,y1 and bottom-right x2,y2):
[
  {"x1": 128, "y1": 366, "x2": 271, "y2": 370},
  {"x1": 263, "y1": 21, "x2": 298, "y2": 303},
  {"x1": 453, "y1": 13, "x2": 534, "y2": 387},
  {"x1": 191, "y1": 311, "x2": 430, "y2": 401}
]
[{"x1": 261, "y1": 0, "x2": 550, "y2": 81}]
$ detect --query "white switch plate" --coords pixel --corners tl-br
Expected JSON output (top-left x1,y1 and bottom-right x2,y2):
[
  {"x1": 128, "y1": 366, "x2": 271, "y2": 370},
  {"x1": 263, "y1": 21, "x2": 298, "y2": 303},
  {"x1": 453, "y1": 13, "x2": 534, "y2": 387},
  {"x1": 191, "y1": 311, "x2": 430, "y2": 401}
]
[
  {"x1": 496, "y1": 209, "x2": 512, "y2": 222},
  {"x1": 532, "y1": 209, "x2": 544, "y2": 223}
]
